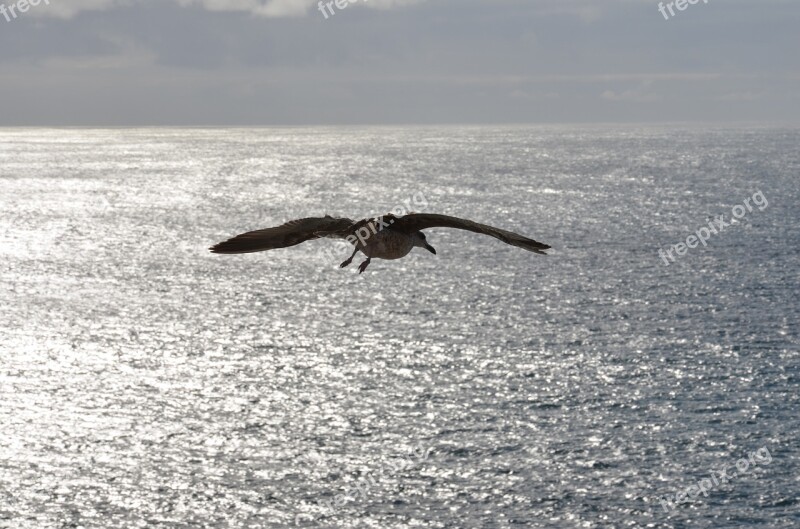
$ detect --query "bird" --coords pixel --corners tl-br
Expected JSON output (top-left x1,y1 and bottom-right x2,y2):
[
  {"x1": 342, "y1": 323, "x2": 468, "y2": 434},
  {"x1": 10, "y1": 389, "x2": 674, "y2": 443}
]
[{"x1": 210, "y1": 213, "x2": 550, "y2": 274}]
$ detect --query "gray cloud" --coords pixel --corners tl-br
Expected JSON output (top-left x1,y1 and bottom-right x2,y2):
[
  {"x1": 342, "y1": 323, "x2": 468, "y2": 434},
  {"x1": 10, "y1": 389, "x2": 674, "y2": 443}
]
[
  {"x1": 1, "y1": 0, "x2": 798, "y2": 125},
  {"x1": 23, "y1": 0, "x2": 427, "y2": 18}
]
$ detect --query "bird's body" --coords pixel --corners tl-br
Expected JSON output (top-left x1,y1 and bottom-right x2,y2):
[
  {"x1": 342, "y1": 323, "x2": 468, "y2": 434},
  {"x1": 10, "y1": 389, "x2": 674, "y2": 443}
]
[
  {"x1": 210, "y1": 212, "x2": 550, "y2": 274},
  {"x1": 359, "y1": 228, "x2": 415, "y2": 260}
]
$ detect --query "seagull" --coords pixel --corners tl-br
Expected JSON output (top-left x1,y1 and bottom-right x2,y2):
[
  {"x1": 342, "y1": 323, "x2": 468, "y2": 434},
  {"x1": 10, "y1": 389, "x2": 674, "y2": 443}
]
[{"x1": 210, "y1": 213, "x2": 550, "y2": 274}]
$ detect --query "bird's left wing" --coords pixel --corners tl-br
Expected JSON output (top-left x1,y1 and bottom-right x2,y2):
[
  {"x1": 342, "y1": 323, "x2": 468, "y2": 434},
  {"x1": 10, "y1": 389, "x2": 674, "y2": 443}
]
[{"x1": 210, "y1": 216, "x2": 355, "y2": 254}]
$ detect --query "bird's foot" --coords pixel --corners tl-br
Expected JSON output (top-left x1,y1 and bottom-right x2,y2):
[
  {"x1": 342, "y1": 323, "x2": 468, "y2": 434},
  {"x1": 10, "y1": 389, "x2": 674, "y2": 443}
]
[
  {"x1": 340, "y1": 257, "x2": 353, "y2": 268},
  {"x1": 357, "y1": 259, "x2": 371, "y2": 274}
]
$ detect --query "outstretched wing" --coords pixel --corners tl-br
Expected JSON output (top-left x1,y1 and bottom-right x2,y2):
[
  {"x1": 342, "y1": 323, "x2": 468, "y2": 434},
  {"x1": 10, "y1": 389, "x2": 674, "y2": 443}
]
[
  {"x1": 210, "y1": 216, "x2": 355, "y2": 254},
  {"x1": 391, "y1": 213, "x2": 550, "y2": 254}
]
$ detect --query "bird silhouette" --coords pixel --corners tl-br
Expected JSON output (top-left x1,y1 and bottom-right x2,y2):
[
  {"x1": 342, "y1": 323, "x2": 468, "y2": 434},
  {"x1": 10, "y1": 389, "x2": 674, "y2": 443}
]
[{"x1": 210, "y1": 213, "x2": 550, "y2": 274}]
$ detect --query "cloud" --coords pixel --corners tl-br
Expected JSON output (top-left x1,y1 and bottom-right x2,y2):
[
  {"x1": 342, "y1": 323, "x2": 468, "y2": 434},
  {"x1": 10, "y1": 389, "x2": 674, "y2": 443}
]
[
  {"x1": 719, "y1": 91, "x2": 765, "y2": 102},
  {"x1": 175, "y1": 0, "x2": 309, "y2": 17},
  {"x1": 601, "y1": 89, "x2": 661, "y2": 102},
  {"x1": 601, "y1": 80, "x2": 662, "y2": 102},
  {"x1": 29, "y1": 0, "x2": 427, "y2": 19},
  {"x1": 4, "y1": 0, "x2": 798, "y2": 125},
  {"x1": 28, "y1": 0, "x2": 130, "y2": 18}
]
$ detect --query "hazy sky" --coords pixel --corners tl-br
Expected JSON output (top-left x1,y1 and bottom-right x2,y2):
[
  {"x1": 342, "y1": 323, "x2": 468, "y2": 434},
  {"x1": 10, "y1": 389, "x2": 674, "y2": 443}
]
[{"x1": 1, "y1": 0, "x2": 798, "y2": 125}]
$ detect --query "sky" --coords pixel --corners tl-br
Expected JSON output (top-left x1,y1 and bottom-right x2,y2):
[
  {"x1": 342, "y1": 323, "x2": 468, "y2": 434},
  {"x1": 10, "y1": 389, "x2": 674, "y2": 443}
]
[{"x1": 0, "y1": 0, "x2": 798, "y2": 126}]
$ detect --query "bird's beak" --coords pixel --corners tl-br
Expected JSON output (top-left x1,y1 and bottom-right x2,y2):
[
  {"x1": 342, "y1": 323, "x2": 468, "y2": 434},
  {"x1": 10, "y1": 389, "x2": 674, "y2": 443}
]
[{"x1": 424, "y1": 243, "x2": 437, "y2": 255}]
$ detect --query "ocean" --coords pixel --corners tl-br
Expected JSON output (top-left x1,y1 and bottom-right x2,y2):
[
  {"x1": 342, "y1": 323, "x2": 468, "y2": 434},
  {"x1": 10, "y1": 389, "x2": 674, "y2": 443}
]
[{"x1": 1, "y1": 126, "x2": 798, "y2": 528}]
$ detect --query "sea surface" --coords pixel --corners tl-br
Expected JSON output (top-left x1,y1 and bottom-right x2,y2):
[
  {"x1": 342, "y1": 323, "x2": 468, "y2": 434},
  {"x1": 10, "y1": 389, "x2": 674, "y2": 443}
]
[{"x1": 0, "y1": 126, "x2": 798, "y2": 528}]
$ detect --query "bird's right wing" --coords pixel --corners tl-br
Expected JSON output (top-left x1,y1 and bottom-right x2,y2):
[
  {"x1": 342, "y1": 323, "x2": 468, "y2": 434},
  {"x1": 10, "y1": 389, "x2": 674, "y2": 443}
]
[
  {"x1": 210, "y1": 216, "x2": 355, "y2": 254},
  {"x1": 391, "y1": 213, "x2": 550, "y2": 254}
]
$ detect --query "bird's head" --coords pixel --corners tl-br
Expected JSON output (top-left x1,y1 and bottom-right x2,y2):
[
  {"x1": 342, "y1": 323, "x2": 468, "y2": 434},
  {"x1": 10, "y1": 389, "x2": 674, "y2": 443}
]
[{"x1": 412, "y1": 232, "x2": 436, "y2": 255}]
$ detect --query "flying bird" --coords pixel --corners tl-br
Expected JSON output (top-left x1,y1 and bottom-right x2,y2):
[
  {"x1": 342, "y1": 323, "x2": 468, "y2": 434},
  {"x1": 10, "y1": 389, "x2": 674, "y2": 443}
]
[{"x1": 210, "y1": 213, "x2": 550, "y2": 274}]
